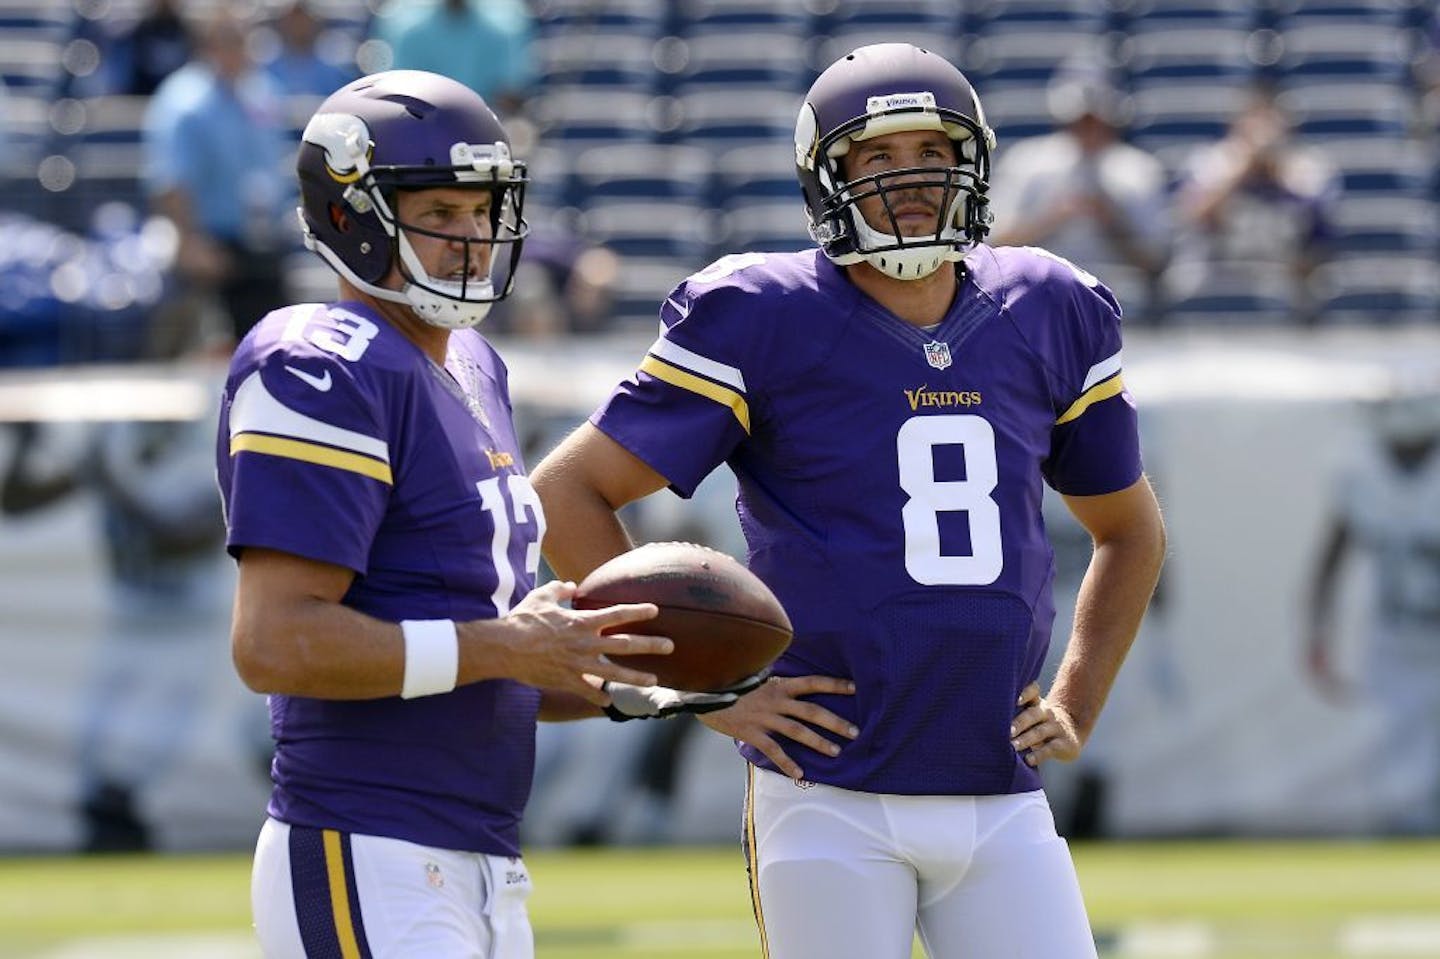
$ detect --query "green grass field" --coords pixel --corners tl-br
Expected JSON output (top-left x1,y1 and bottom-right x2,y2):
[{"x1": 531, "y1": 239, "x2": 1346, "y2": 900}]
[{"x1": 0, "y1": 840, "x2": 1436, "y2": 958}]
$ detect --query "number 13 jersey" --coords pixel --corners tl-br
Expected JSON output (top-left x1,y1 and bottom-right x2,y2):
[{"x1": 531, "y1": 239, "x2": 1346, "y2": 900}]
[{"x1": 592, "y1": 246, "x2": 1143, "y2": 796}]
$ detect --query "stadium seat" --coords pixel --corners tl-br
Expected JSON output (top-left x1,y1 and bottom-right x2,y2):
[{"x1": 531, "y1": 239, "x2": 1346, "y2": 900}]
[
  {"x1": 534, "y1": 31, "x2": 664, "y2": 92},
  {"x1": 673, "y1": 87, "x2": 797, "y2": 150},
  {"x1": 1279, "y1": 81, "x2": 1413, "y2": 140},
  {"x1": 1276, "y1": 21, "x2": 1412, "y2": 85},
  {"x1": 578, "y1": 199, "x2": 716, "y2": 261},
  {"x1": 533, "y1": 0, "x2": 671, "y2": 35},
  {"x1": 709, "y1": 145, "x2": 801, "y2": 207},
  {"x1": 1330, "y1": 195, "x2": 1439, "y2": 255},
  {"x1": 1313, "y1": 253, "x2": 1440, "y2": 325},
  {"x1": 604, "y1": 254, "x2": 698, "y2": 327},
  {"x1": 672, "y1": 32, "x2": 813, "y2": 92},
  {"x1": 531, "y1": 88, "x2": 659, "y2": 148},
  {"x1": 571, "y1": 143, "x2": 713, "y2": 205},
  {"x1": 719, "y1": 199, "x2": 812, "y2": 254},
  {"x1": 965, "y1": 29, "x2": 1109, "y2": 88},
  {"x1": 676, "y1": 0, "x2": 814, "y2": 38},
  {"x1": 1325, "y1": 135, "x2": 1435, "y2": 198},
  {"x1": 1128, "y1": 79, "x2": 1250, "y2": 170},
  {"x1": 967, "y1": 0, "x2": 1110, "y2": 37},
  {"x1": 979, "y1": 83, "x2": 1061, "y2": 142}
]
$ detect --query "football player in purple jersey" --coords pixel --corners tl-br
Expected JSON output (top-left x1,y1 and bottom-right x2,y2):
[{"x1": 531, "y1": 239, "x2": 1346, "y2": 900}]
[
  {"x1": 217, "y1": 71, "x2": 749, "y2": 958},
  {"x1": 532, "y1": 45, "x2": 1167, "y2": 958}
]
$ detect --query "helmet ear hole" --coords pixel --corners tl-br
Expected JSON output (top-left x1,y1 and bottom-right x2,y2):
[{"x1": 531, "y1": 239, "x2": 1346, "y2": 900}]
[{"x1": 328, "y1": 203, "x2": 350, "y2": 232}]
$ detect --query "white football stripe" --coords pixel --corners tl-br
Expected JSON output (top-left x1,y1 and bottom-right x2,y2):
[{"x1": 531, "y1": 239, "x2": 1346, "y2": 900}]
[
  {"x1": 647, "y1": 337, "x2": 746, "y2": 393},
  {"x1": 1083, "y1": 350, "x2": 1123, "y2": 391},
  {"x1": 229, "y1": 370, "x2": 390, "y2": 463}
]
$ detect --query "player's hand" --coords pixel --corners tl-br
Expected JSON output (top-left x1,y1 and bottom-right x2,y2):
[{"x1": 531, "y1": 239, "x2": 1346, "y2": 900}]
[
  {"x1": 698, "y1": 674, "x2": 858, "y2": 781},
  {"x1": 602, "y1": 671, "x2": 768, "y2": 722},
  {"x1": 493, "y1": 579, "x2": 672, "y2": 705},
  {"x1": 1010, "y1": 682, "x2": 1082, "y2": 766}
]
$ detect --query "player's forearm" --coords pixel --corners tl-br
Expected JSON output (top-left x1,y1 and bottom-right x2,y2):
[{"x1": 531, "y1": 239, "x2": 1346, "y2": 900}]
[
  {"x1": 531, "y1": 470, "x2": 636, "y2": 582},
  {"x1": 1047, "y1": 519, "x2": 1166, "y2": 742},
  {"x1": 232, "y1": 594, "x2": 527, "y2": 700}
]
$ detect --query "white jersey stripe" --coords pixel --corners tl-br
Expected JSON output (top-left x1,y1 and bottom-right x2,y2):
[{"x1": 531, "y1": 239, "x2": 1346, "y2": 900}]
[
  {"x1": 648, "y1": 336, "x2": 747, "y2": 393},
  {"x1": 229, "y1": 370, "x2": 391, "y2": 463},
  {"x1": 1082, "y1": 351, "x2": 1123, "y2": 391}
]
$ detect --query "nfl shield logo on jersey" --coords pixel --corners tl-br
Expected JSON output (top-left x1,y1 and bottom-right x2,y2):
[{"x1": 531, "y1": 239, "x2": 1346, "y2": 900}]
[{"x1": 923, "y1": 341, "x2": 952, "y2": 370}]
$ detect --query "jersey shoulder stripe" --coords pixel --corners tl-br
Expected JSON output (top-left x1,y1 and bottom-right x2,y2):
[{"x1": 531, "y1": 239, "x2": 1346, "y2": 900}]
[
  {"x1": 639, "y1": 354, "x2": 751, "y2": 433},
  {"x1": 1056, "y1": 350, "x2": 1125, "y2": 425},
  {"x1": 228, "y1": 369, "x2": 393, "y2": 484}
]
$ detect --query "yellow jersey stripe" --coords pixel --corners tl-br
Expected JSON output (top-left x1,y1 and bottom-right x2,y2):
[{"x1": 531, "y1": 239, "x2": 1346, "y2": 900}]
[
  {"x1": 322, "y1": 830, "x2": 363, "y2": 959},
  {"x1": 745, "y1": 765, "x2": 771, "y2": 958},
  {"x1": 231, "y1": 433, "x2": 394, "y2": 485},
  {"x1": 640, "y1": 355, "x2": 751, "y2": 434},
  {"x1": 1056, "y1": 374, "x2": 1126, "y2": 426}
]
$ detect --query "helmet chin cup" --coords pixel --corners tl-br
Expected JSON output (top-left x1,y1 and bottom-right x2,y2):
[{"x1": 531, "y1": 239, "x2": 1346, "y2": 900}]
[{"x1": 403, "y1": 278, "x2": 496, "y2": 330}]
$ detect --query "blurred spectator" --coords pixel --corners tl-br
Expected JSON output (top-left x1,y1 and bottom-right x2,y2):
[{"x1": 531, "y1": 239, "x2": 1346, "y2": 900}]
[
  {"x1": 1163, "y1": 82, "x2": 1339, "y2": 325},
  {"x1": 370, "y1": 0, "x2": 536, "y2": 114},
  {"x1": 109, "y1": 0, "x2": 193, "y2": 97},
  {"x1": 0, "y1": 321, "x2": 235, "y2": 851},
  {"x1": 988, "y1": 61, "x2": 1171, "y2": 325},
  {"x1": 1306, "y1": 382, "x2": 1440, "y2": 835},
  {"x1": 142, "y1": 9, "x2": 294, "y2": 345},
  {"x1": 490, "y1": 222, "x2": 621, "y2": 338},
  {"x1": 261, "y1": 0, "x2": 357, "y2": 98}
]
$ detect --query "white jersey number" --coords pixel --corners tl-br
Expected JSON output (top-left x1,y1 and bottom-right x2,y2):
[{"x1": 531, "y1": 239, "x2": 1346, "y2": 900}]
[
  {"x1": 477, "y1": 474, "x2": 547, "y2": 615},
  {"x1": 897, "y1": 415, "x2": 1004, "y2": 585},
  {"x1": 282, "y1": 307, "x2": 380, "y2": 362}
]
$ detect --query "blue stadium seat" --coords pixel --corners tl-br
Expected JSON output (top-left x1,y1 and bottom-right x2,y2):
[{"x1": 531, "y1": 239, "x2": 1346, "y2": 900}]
[
  {"x1": 1330, "y1": 195, "x2": 1439, "y2": 255},
  {"x1": 720, "y1": 199, "x2": 812, "y2": 254},
  {"x1": 1314, "y1": 253, "x2": 1440, "y2": 325},
  {"x1": 672, "y1": 32, "x2": 813, "y2": 92},
  {"x1": 534, "y1": 0, "x2": 672, "y2": 35},
  {"x1": 531, "y1": 88, "x2": 658, "y2": 148},
  {"x1": 674, "y1": 87, "x2": 797, "y2": 150},
  {"x1": 571, "y1": 143, "x2": 712, "y2": 205},
  {"x1": 1280, "y1": 81, "x2": 1413, "y2": 140},
  {"x1": 578, "y1": 199, "x2": 716, "y2": 260},
  {"x1": 709, "y1": 146, "x2": 800, "y2": 208},
  {"x1": 535, "y1": 32, "x2": 665, "y2": 92},
  {"x1": 676, "y1": 0, "x2": 814, "y2": 38},
  {"x1": 1128, "y1": 79, "x2": 1250, "y2": 170},
  {"x1": 604, "y1": 254, "x2": 697, "y2": 327},
  {"x1": 967, "y1": 0, "x2": 1110, "y2": 37},
  {"x1": 1276, "y1": 21, "x2": 1412, "y2": 85},
  {"x1": 1326, "y1": 136, "x2": 1436, "y2": 198}
]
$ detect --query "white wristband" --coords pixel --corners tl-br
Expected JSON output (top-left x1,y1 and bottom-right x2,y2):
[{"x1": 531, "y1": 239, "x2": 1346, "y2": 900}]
[{"x1": 400, "y1": 619, "x2": 459, "y2": 699}]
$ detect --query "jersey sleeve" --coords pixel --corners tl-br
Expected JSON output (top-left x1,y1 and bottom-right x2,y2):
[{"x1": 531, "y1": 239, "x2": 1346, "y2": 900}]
[
  {"x1": 221, "y1": 341, "x2": 392, "y2": 573},
  {"x1": 591, "y1": 259, "x2": 765, "y2": 497},
  {"x1": 1032, "y1": 252, "x2": 1145, "y2": 496}
]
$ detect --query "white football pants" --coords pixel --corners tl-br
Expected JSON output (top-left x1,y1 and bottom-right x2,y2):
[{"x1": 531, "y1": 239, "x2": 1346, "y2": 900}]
[
  {"x1": 744, "y1": 767, "x2": 1098, "y2": 959},
  {"x1": 251, "y1": 817, "x2": 533, "y2": 958}
]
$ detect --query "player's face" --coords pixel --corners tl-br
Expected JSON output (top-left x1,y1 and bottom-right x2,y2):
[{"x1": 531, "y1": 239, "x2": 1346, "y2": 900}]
[
  {"x1": 841, "y1": 130, "x2": 958, "y2": 238},
  {"x1": 392, "y1": 186, "x2": 496, "y2": 285}
]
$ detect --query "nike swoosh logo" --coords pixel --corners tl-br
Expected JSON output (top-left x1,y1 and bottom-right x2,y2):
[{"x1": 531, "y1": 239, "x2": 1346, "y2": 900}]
[{"x1": 284, "y1": 365, "x2": 333, "y2": 391}]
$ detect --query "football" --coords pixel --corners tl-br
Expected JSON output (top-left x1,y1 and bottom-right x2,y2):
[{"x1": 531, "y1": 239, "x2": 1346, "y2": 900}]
[{"x1": 573, "y1": 541, "x2": 792, "y2": 692}]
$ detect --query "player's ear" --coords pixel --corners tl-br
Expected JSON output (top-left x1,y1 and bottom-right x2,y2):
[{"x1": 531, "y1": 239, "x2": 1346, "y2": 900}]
[{"x1": 328, "y1": 203, "x2": 350, "y2": 232}]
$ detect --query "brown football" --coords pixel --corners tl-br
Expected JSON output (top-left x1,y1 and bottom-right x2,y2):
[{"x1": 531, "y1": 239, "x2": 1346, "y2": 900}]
[{"x1": 572, "y1": 541, "x2": 792, "y2": 692}]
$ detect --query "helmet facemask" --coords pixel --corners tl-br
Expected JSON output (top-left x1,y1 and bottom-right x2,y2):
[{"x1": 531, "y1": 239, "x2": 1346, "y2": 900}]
[
  {"x1": 796, "y1": 59, "x2": 997, "y2": 281},
  {"x1": 300, "y1": 111, "x2": 529, "y2": 329}
]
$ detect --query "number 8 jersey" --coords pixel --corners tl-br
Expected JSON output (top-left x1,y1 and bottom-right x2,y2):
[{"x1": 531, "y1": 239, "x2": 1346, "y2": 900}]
[
  {"x1": 216, "y1": 301, "x2": 545, "y2": 856},
  {"x1": 592, "y1": 246, "x2": 1142, "y2": 796}
]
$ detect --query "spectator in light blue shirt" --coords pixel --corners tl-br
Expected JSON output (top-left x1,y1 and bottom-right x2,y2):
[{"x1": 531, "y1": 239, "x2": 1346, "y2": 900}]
[
  {"x1": 143, "y1": 9, "x2": 294, "y2": 343},
  {"x1": 262, "y1": 0, "x2": 357, "y2": 99},
  {"x1": 371, "y1": 0, "x2": 535, "y2": 113}
]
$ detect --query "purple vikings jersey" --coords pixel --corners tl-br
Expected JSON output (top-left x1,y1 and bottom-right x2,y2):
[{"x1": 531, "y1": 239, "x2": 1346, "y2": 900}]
[
  {"x1": 594, "y1": 246, "x2": 1142, "y2": 796},
  {"x1": 217, "y1": 302, "x2": 545, "y2": 855}
]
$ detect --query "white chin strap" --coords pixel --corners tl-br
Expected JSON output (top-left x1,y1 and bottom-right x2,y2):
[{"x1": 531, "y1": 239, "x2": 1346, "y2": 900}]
[{"x1": 848, "y1": 217, "x2": 968, "y2": 280}]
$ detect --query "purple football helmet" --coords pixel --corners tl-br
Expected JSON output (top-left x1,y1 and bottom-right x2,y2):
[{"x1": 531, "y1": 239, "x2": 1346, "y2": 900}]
[
  {"x1": 296, "y1": 70, "x2": 528, "y2": 328},
  {"x1": 794, "y1": 44, "x2": 995, "y2": 280}
]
